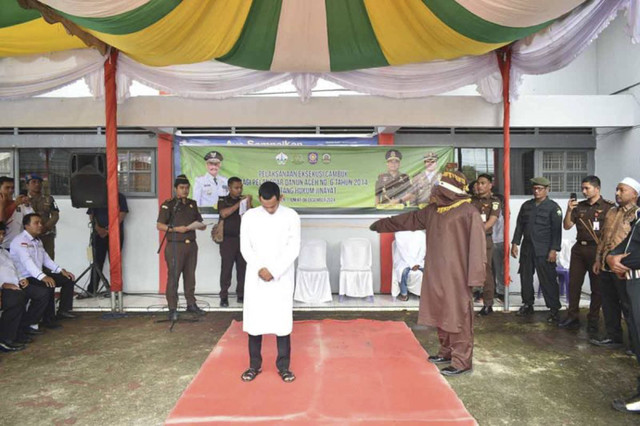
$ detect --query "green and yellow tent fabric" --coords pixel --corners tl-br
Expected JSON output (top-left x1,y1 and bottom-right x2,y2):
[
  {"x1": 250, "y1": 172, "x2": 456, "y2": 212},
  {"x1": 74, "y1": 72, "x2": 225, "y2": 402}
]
[{"x1": 0, "y1": 0, "x2": 587, "y2": 72}]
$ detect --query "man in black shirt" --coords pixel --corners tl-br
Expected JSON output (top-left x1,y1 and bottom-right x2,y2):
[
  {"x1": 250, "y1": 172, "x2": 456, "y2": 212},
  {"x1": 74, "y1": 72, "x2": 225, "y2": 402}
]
[
  {"x1": 511, "y1": 177, "x2": 563, "y2": 323},
  {"x1": 217, "y1": 177, "x2": 251, "y2": 307},
  {"x1": 84, "y1": 192, "x2": 128, "y2": 296}
]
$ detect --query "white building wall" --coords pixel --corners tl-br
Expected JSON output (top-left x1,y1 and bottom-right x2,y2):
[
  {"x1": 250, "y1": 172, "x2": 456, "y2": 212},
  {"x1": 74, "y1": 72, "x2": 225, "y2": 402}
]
[{"x1": 597, "y1": 14, "x2": 640, "y2": 95}]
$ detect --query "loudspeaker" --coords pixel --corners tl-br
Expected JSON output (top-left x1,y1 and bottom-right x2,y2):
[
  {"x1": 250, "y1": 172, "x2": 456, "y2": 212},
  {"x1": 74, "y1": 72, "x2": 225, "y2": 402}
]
[{"x1": 70, "y1": 153, "x2": 107, "y2": 208}]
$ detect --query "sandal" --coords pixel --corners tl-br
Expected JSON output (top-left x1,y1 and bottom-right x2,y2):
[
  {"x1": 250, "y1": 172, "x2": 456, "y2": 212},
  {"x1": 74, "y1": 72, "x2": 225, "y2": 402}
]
[
  {"x1": 241, "y1": 368, "x2": 261, "y2": 382},
  {"x1": 397, "y1": 294, "x2": 409, "y2": 302},
  {"x1": 279, "y1": 370, "x2": 296, "y2": 383}
]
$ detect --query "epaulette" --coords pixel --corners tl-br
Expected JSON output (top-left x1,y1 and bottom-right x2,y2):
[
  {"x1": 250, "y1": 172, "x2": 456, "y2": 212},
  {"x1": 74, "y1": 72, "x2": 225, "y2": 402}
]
[{"x1": 603, "y1": 198, "x2": 616, "y2": 206}]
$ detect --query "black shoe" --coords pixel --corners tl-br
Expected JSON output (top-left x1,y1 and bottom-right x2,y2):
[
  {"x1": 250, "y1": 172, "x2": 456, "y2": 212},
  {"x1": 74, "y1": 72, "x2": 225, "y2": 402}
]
[
  {"x1": 428, "y1": 355, "x2": 451, "y2": 364},
  {"x1": 168, "y1": 309, "x2": 178, "y2": 322},
  {"x1": 220, "y1": 298, "x2": 229, "y2": 308},
  {"x1": 558, "y1": 317, "x2": 580, "y2": 330},
  {"x1": 41, "y1": 321, "x2": 62, "y2": 330},
  {"x1": 56, "y1": 311, "x2": 77, "y2": 320},
  {"x1": 477, "y1": 306, "x2": 493, "y2": 316},
  {"x1": 473, "y1": 291, "x2": 482, "y2": 303},
  {"x1": 0, "y1": 341, "x2": 25, "y2": 352},
  {"x1": 22, "y1": 327, "x2": 44, "y2": 336},
  {"x1": 186, "y1": 304, "x2": 206, "y2": 316},
  {"x1": 612, "y1": 393, "x2": 640, "y2": 414},
  {"x1": 495, "y1": 293, "x2": 505, "y2": 303},
  {"x1": 15, "y1": 335, "x2": 34, "y2": 344},
  {"x1": 76, "y1": 292, "x2": 92, "y2": 300},
  {"x1": 589, "y1": 337, "x2": 623, "y2": 349},
  {"x1": 237, "y1": 297, "x2": 244, "y2": 304},
  {"x1": 278, "y1": 370, "x2": 296, "y2": 383},
  {"x1": 440, "y1": 366, "x2": 473, "y2": 376},
  {"x1": 547, "y1": 310, "x2": 560, "y2": 324},
  {"x1": 516, "y1": 305, "x2": 534, "y2": 316},
  {"x1": 241, "y1": 368, "x2": 262, "y2": 382}
]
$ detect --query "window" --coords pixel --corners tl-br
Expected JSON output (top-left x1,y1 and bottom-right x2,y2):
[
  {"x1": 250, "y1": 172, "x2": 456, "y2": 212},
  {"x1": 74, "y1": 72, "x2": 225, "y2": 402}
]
[
  {"x1": 118, "y1": 150, "x2": 155, "y2": 195},
  {"x1": 539, "y1": 150, "x2": 591, "y2": 194},
  {"x1": 458, "y1": 148, "x2": 495, "y2": 182},
  {"x1": 18, "y1": 148, "x2": 155, "y2": 196},
  {"x1": 0, "y1": 151, "x2": 13, "y2": 177}
]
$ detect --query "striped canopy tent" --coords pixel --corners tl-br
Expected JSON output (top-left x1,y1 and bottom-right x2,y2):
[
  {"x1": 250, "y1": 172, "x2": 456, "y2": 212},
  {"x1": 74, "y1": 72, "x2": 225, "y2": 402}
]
[
  {"x1": 2, "y1": 0, "x2": 588, "y2": 71},
  {"x1": 0, "y1": 0, "x2": 637, "y2": 305}
]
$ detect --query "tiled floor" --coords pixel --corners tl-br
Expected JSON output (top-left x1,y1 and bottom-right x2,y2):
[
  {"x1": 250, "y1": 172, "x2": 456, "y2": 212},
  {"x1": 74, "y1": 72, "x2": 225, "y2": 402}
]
[{"x1": 73, "y1": 291, "x2": 589, "y2": 313}]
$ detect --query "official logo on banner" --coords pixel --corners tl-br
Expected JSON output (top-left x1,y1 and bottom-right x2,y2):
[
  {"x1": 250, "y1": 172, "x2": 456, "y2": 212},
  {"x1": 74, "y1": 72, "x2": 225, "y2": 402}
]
[
  {"x1": 322, "y1": 153, "x2": 331, "y2": 164},
  {"x1": 308, "y1": 152, "x2": 318, "y2": 165},
  {"x1": 292, "y1": 154, "x2": 305, "y2": 165},
  {"x1": 276, "y1": 152, "x2": 288, "y2": 165}
]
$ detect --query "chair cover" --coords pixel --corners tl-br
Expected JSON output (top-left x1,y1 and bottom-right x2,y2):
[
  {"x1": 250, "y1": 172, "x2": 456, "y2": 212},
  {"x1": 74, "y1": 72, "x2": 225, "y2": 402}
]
[
  {"x1": 294, "y1": 240, "x2": 332, "y2": 303},
  {"x1": 391, "y1": 231, "x2": 426, "y2": 297},
  {"x1": 339, "y1": 238, "x2": 373, "y2": 298}
]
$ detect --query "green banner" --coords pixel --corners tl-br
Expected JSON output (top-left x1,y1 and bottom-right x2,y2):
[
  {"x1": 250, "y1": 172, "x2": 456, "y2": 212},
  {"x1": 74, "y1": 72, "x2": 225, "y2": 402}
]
[{"x1": 180, "y1": 145, "x2": 454, "y2": 212}]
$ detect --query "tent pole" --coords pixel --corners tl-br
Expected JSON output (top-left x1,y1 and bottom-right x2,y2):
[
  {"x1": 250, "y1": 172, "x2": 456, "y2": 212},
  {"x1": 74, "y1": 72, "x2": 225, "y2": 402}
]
[
  {"x1": 104, "y1": 48, "x2": 123, "y2": 312},
  {"x1": 498, "y1": 47, "x2": 512, "y2": 312}
]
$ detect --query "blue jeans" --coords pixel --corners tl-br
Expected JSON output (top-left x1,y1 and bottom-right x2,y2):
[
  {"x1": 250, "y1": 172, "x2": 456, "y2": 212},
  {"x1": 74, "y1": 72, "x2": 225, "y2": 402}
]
[{"x1": 400, "y1": 267, "x2": 424, "y2": 295}]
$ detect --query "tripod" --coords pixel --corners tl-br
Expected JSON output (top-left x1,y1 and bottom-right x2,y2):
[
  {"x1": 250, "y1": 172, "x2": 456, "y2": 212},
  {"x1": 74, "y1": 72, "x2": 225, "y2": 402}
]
[
  {"x1": 156, "y1": 198, "x2": 199, "y2": 332},
  {"x1": 74, "y1": 217, "x2": 110, "y2": 298}
]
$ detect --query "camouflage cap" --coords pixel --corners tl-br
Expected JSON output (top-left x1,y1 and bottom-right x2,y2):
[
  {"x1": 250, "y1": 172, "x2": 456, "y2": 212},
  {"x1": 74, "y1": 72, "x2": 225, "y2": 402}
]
[
  {"x1": 25, "y1": 173, "x2": 43, "y2": 183},
  {"x1": 530, "y1": 176, "x2": 550, "y2": 187},
  {"x1": 385, "y1": 149, "x2": 402, "y2": 161}
]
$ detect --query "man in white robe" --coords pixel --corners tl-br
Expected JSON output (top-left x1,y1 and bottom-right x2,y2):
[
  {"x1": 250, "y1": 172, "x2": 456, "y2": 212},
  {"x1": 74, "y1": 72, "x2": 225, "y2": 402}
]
[
  {"x1": 240, "y1": 182, "x2": 300, "y2": 383},
  {"x1": 393, "y1": 231, "x2": 426, "y2": 300}
]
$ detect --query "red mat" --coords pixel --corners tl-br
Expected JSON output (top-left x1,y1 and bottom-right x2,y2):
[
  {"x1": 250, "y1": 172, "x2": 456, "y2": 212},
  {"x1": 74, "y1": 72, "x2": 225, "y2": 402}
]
[{"x1": 166, "y1": 319, "x2": 476, "y2": 425}]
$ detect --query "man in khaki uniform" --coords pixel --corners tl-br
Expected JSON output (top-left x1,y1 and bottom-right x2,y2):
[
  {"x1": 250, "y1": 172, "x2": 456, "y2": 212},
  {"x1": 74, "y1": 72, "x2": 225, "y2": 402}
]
[
  {"x1": 375, "y1": 149, "x2": 413, "y2": 207},
  {"x1": 470, "y1": 174, "x2": 502, "y2": 316},
  {"x1": 157, "y1": 175, "x2": 207, "y2": 321},
  {"x1": 24, "y1": 174, "x2": 59, "y2": 260},
  {"x1": 411, "y1": 152, "x2": 442, "y2": 208}
]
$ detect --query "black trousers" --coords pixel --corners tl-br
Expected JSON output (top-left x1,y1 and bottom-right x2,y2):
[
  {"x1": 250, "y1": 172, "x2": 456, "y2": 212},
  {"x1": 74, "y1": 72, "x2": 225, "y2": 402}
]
[
  {"x1": 248, "y1": 334, "x2": 291, "y2": 371},
  {"x1": 600, "y1": 271, "x2": 633, "y2": 344},
  {"x1": 219, "y1": 236, "x2": 246, "y2": 299},
  {"x1": 88, "y1": 232, "x2": 124, "y2": 294},
  {"x1": 28, "y1": 273, "x2": 74, "y2": 323},
  {"x1": 627, "y1": 279, "x2": 640, "y2": 363},
  {"x1": 0, "y1": 288, "x2": 26, "y2": 342},
  {"x1": 519, "y1": 242, "x2": 561, "y2": 310}
]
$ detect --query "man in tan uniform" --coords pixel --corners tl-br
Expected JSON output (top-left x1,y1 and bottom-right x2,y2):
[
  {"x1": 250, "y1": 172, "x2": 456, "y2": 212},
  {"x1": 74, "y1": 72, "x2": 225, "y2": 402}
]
[
  {"x1": 375, "y1": 149, "x2": 413, "y2": 207},
  {"x1": 24, "y1": 174, "x2": 59, "y2": 260},
  {"x1": 157, "y1": 175, "x2": 206, "y2": 321},
  {"x1": 470, "y1": 174, "x2": 502, "y2": 316}
]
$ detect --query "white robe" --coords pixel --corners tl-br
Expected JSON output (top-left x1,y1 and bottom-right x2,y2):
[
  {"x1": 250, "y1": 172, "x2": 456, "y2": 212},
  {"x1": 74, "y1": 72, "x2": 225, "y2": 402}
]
[
  {"x1": 392, "y1": 231, "x2": 426, "y2": 297},
  {"x1": 240, "y1": 204, "x2": 300, "y2": 336}
]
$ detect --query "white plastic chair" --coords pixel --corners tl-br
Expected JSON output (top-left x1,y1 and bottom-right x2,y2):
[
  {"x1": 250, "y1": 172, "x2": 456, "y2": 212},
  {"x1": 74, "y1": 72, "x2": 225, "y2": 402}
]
[
  {"x1": 391, "y1": 231, "x2": 425, "y2": 298},
  {"x1": 339, "y1": 238, "x2": 374, "y2": 301},
  {"x1": 294, "y1": 240, "x2": 332, "y2": 304}
]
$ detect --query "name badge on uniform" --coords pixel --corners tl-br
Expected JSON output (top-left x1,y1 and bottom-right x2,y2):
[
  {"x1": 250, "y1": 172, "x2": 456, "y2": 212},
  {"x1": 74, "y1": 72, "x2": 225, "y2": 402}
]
[
  {"x1": 481, "y1": 213, "x2": 487, "y2": 222},
  {"x1": 593, "y1": 221, "x2": 600, "y2": 231}
]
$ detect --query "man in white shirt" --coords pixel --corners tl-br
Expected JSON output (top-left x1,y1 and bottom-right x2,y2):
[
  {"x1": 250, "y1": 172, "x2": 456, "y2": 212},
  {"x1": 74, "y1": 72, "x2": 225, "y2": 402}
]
[
  {"x1": 11, "y1": 213, "x2": 76, "y2": 327},
  {"x1": 240, "y1": 182, "x2": 300, "y2": 383},
  {"x1": 0, "y1": 176, "x2": 33, "y2": 250},
  {"x1": 193, "y1": 151, "x2": 229, "y2": 208},
  {"x1": 0, "y1": 221, "x2": 49, "y2": 350}
]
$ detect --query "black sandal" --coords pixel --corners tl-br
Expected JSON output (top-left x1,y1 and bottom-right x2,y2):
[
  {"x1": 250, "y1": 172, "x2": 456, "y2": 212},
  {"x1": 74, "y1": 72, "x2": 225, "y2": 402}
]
[
  {"x1": 278, "y1": 370, "x2": 296, "y2": 383},
  {"x1": 241, "y1": 368, "x2": 261, "y2": 382}
]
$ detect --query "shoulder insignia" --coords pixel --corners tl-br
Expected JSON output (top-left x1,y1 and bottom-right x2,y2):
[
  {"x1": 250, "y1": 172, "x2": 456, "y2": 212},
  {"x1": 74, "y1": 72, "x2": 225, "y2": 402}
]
[
  {"x1": 161, "y1": 205, "x2": 169, "y2": 209},
  {"x1": 189, "y1": 204, "x2": 194, "y2": 208},
  {"x1": 492, "y1": 202, "x2": 500, "y2": 210},
  {"x1": 557, "y1": 209, "x2": 562, "y2": 216},
  {"x1": 604, "y1": 199, "x2": 615, "y2": 205}
]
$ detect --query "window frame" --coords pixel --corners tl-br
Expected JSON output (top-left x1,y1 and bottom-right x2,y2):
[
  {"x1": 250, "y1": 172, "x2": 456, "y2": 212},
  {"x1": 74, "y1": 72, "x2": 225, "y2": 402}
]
[
  {"x1": 535, "y1": 149, "x2": 595, "y2": 196},
  {"x1": 116, "y1": 148, "x2": 157, "y2": 197}
]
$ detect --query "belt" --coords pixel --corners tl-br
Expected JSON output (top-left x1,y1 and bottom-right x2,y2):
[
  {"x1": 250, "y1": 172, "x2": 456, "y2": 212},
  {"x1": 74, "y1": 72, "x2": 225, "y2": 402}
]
[
  {"x1": 627, "y1": 270, "x2": 640, "y2": 280},
  {"x1": 577, "y1": 240, "x2": 597, "y2": 246},
  {"x1": 168, "y1": 239, "x2": 192, "y2": 244}
]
